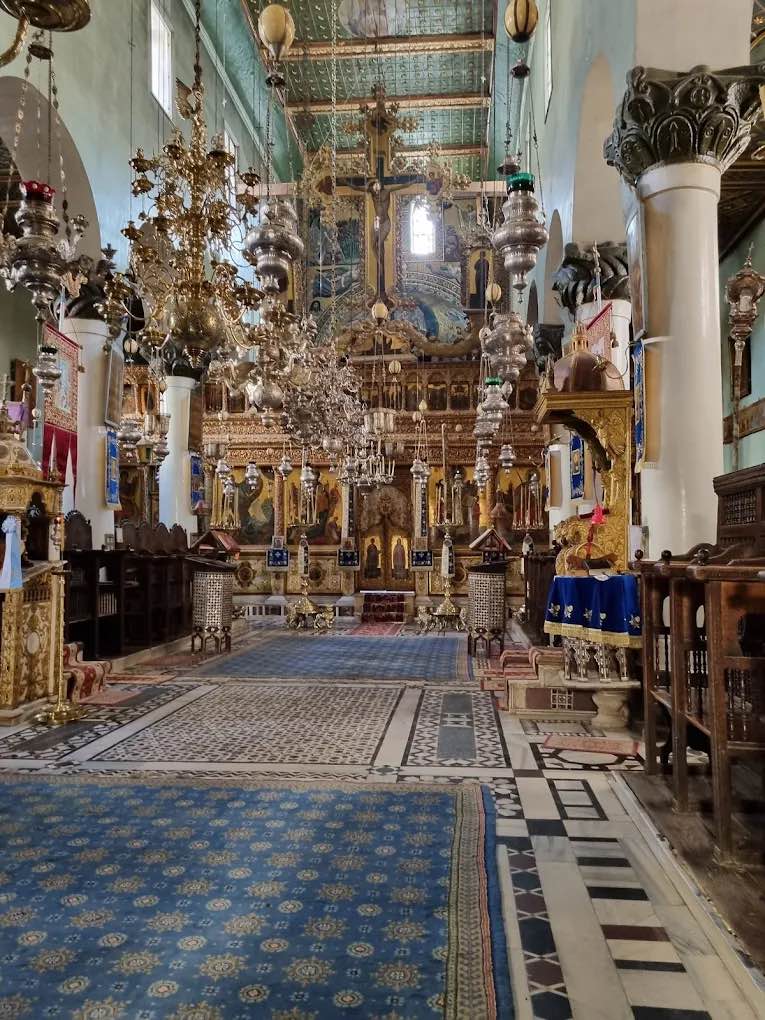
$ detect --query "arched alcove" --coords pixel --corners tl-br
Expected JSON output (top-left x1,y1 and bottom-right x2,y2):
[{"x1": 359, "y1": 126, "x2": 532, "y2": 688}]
[
  {"x1": 0, "y1": 76, "x2": 100, "y2": 257},
  {"x1": 527, "y1": 281, "x2": 539, "y2": 329},
  {"x1": 543, "y1": 210, "x2": 563, "y2": 323},
  {"x1": 572, "y1": 54, "x2": 623, "y2": 245}
]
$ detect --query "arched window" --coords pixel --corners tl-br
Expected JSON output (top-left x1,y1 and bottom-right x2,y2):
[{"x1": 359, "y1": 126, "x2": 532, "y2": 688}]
[{"x1": 410, "y1": 201, "x2": 435, "y2": 257}]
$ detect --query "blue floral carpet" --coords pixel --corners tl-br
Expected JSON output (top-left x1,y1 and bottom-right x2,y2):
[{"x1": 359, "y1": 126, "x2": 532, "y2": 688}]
[
  {"x1": 193, "y1": 633, "x2": 468, "y2": 683},
  {"x1": 0, "y1": 776, "x2": 511, "y2": 1020}
]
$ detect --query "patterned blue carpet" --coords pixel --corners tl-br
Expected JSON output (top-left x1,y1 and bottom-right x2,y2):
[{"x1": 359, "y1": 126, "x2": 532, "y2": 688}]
[
  {"x1": 0, "y1": 776, "x2": 510, "y2": 1020},
  {"x1": 194, "y1": 633, "x2": 466, "y2": 682}
]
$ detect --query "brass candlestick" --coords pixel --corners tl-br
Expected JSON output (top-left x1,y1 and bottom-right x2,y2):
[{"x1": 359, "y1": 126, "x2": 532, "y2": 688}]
[{"x1": 34, "y1": 568, "x2": 82, "y2": 726}]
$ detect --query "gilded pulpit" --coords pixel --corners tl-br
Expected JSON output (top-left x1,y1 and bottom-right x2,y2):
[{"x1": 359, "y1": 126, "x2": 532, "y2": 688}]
[{"x1": 0, "y1": 407, "x2": 65, "y2": 724}]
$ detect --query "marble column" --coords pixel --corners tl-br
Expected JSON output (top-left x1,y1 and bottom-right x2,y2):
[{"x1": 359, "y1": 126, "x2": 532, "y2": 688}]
[
  {"x1": 59, "y1": 317, "x2": 114, "y2": 548},
  {"x1": 605, "y1": 65, "x2": 764, "y2": 555},
  {"x1": 158, "y1": 375, "x2": 197, "y2": 535}
]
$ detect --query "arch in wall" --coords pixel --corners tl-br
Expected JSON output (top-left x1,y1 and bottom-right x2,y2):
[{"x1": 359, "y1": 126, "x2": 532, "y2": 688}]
[
  {"x1": 526, "y1": 281, "x2": 539, "y2": 328},
  {"x1": 572, "y1": 54, "x2": 623, "y2": 246},
  {"x1": 543, "y1": 209, "x2": 563, "y2": 323},
  {"x1": 0, "y1": 77, "x2": 100, "y2": 257}
]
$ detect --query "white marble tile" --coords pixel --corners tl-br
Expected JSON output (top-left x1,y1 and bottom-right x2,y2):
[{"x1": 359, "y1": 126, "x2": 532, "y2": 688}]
[
  {"x1": 374, "y1": 687, "x2": 421, "y2": 766},
  {"x1": 516, "y1": 776, "x2": 560, "y2": 819},
  {"x1": 590, "y1": 899, "x2": 661, "y2": 928},
  {"x1": 564, "y1": 807, "x2": 601, "y2": 819},
  {"x1": 682, "y1": 955, "x2": 758, "y2": 1019},
  {"x1": 619, "y1": 969, "x2": 707, "y2": 1010},
  {"x1": 535, "y1": 859, "x2": 633, "y2": 1020},
  {"x1": 563, "y1": 819, "x2": 636, "y2": 839},
  {"x1": 585, "y1": 777, "x2": 628, "y2": 818},
  {"x1": 570, "y1": 840, "x2": 626, "y2": 858},
  {"x1": 496, "y1": 818, "x2": 529, "y2": 838},
  {"x1": 559, "y1": 790, "x2": 593, "y2": 806},
  {"x1": 653, "y1": 904, "x2": 718, "y2": 957},
  {"x1": 531, "y1": 835, "x2": 576, "y2": 863},
  {"x1": 620, "y1": 834, "x2": 684, "y2": 908},
  {"x1": 606, "y1": 939, "x2": 682, "y2": 965},
  {"x1": 505, "y1": 733, "x2": 538, "y2": 771},
  {"x1": 579, "y1": 866, "x2": 641, "y2": 886},
  {"x1": 706, "y1": 1003, "x2": 760, "y2": 1020}
]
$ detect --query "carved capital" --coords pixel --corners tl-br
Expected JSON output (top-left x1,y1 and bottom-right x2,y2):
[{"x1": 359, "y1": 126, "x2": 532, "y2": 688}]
[
  {"x1": 552, "y1": 242, "x2": 629, "y2": 315},
  {"x1": 532, "y1": 323, "x2": 564, "y2": 372},
  {"x1": 604, "y1": 64, "x2": 765, "y2": 186}
]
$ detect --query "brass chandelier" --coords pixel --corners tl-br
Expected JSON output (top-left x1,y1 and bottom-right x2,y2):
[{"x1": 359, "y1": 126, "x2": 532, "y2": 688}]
[{"x1": 101, "y1": 0, "x2": 262, "y2": 373}]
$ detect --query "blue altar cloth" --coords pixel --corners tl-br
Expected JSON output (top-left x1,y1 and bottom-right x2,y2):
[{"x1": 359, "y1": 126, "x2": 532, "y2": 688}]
[{"x1": 543, "y1": 574, "x2": 642, "y2": 648}]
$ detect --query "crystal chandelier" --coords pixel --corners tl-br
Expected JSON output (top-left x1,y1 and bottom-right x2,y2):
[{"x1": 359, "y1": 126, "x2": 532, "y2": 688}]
[{"x1": 101, "y1": 0, "x2": 262, "y2": 373}]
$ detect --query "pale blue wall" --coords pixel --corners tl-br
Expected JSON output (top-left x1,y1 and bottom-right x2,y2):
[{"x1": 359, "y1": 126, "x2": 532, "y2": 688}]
[
  {"x1": 720, "y1": 225, "x2": 765, "y2": 471},
  {"x1": 493, "y1": 0, "x2": 637, "y2": 325}
]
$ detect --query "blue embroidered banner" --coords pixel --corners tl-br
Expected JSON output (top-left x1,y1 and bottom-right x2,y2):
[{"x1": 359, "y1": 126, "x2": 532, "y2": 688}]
[
  {"x1": 190, "y1": 453, "x2": 204, "y2": 511},
  {"x1": 570, "y1": 433, "x2": 584, "y2": 500},
  {"x1": 105, "y1": 428, "x2": 120, "y2": 509},
  {"x1": 544, "y1": 574, "x2": 642, "y2": 648},
  {"x1": 633, "y1": 341, "x2": 645, "y2": 471}
]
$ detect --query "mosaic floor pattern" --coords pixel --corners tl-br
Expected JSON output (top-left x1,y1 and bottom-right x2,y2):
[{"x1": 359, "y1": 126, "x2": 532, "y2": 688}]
[
  {"x1": 0, "y1": 625, "x2": 762, "y2": 1019},
  {"x1": 98, "y1": 684, "x2": 403, "y2": 765}
]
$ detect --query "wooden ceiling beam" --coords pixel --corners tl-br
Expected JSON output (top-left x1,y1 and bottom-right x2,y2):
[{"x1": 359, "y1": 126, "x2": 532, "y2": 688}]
[
  {"x1": 284, "y1": 32, "x2": 494, "y2": 60},
  {"x1": 287, "y1": 92, "x2": 490, "y2": 114}
]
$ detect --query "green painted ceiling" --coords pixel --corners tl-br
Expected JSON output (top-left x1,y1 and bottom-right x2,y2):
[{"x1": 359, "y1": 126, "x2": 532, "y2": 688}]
[
  {"x1": 201, "y1": 2, "x2": 765, "y2": 189},
  {"x1": 243, "y1": 0, "x2": 496, "y2": 173},
  {"x1": 284, "y1": 0, "x2": 492, "y2": 42}
]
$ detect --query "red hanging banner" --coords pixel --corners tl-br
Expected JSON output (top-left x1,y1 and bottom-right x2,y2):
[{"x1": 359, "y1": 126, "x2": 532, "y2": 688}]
[{"x1": 42, "y1": 323, "x2": 79, "y2": 488}]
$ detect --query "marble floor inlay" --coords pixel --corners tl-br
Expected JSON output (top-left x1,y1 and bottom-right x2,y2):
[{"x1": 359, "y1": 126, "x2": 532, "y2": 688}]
[
  {"x1": 96, "y1": 684, "x2": 404, "y2": 765},
  {"x1": 0, "y1": 623, "x2": 762, "y2": 1019},
  {"x1": 405, "y1": 689, "x2": 510, "y2": 768}
]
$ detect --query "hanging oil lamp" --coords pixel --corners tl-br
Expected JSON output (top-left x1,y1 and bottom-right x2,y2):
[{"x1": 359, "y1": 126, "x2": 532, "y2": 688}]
[{"x1": 492, "y1": 172, "x2": 548, "y2": 292}]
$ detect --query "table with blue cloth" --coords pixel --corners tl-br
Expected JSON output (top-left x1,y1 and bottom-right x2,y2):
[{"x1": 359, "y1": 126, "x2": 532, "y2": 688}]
[
  {"x1": 544, "y1": 574, "x2": 642, "y2": 646},
  {"x1": 544, "y1": 574, "x2": 642, "y2": 686}
]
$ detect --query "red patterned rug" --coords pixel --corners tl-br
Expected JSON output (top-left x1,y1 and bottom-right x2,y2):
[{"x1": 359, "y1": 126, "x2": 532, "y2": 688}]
[
  {"x1": 543, "y1": 735, "x2": 641, "y2": 756},
  {"x1": 348, "y1": 622, "x2": 404, "y2": 637}
]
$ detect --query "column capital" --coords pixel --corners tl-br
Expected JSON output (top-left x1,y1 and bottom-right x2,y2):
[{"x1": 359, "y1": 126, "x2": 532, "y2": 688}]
[
  {"x1": 551, "y1": 242, "x2": 630, "y2": 316},
  {"x1": 604, "y1": 64, "x2": 765, "y2": 186}
]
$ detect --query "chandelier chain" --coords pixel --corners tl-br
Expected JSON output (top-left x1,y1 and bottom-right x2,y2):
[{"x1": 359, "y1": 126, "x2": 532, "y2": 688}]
[
  {"x1": 329, "y1": 0, "x2": 338, "y2": 342},
  {"x1": 193, "y1": 0, "x2": 202, "y2": 90},
  {"x1": 49, "y1": 62, "x2": 70, "y2": 241},
  {"x1": 0, "y1": 40, "x2": 31, "y2": 230}
]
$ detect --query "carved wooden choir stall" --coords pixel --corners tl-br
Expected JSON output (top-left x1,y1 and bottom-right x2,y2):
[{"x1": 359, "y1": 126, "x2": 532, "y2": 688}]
[
  {"x1": 63, "y1": 516, "x2": 194, "y2": 658},
  {"x1": 635, "y1": 465, "x2": 765, "y2": 862}
]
